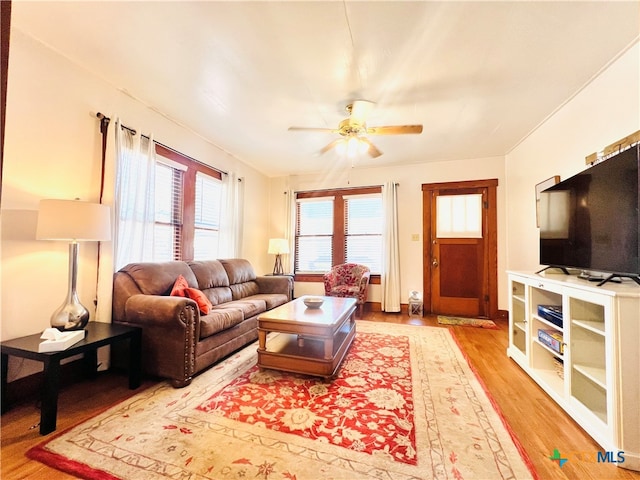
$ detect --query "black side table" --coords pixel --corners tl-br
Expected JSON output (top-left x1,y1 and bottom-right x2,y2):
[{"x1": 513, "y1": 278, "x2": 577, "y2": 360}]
[{"x1": 1, "y1": 322, "x2": 142, "y2": 435}]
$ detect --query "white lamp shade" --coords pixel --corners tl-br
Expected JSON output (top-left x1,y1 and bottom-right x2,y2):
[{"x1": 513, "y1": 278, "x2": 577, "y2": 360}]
[
  {"x1": 268, "y1": 238, "x2": 289, "y2": 255},
  {"x1": 37, "y1": 199, "x2": 111, "y2": 241}
]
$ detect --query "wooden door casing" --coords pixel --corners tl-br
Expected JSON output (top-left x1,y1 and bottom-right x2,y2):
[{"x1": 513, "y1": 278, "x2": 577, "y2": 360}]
[{"x1": 422, "y1": 179, "x2": 498, "y2": 319}]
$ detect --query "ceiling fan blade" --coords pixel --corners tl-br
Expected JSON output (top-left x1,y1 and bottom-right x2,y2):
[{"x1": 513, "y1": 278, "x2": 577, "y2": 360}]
[
  {"x1": 360, "y1": 137, "x2": 383, "y2": 158},
  {"x1": 366, "y1": 125, "x2": 423, "y2": 135},
  {"x1": 318, "y1": 139, "x2": 344, "y2": 155},
  {"x1": 349, "y1": 100, "x2": 375, "y2": 125},
  {"x1": 288, "y1": 127, "x2": 339, "y2": 133}
]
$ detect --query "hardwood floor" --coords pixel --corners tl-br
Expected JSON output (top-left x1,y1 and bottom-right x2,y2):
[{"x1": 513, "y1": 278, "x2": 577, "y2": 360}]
[{"x1": 1, "y1": 312, "x2": 639, "y2": 480}]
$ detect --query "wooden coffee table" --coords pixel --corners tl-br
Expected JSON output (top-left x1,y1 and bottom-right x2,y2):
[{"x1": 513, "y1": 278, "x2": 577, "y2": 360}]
[{"x1": 257, "y1": 296, "x2": 357, "y2": 379}]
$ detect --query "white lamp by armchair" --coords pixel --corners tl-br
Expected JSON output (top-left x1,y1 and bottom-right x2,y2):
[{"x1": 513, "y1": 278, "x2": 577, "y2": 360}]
[
  {"x1": 36, "y1": 199, "x2": 111, "y2": 331},
  {"x1": 268, "y1": 238, "x2": 289, "y2": 275}
]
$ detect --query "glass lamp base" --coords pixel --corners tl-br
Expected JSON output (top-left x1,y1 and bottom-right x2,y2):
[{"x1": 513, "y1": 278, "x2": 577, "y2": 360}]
[{"x1": 50, "y1": 301, "x2": 89, "y2": 331}]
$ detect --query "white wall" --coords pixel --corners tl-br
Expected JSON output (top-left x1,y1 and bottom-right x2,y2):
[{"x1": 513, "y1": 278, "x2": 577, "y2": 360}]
[
  {"x1": 1, "y1": 30, "x2": 272, "y2": 379},
  {"x1": 506, "y1": 42, "x2": 640, "y2": 272},
  {"x1": 269, "y1": 155, "x2": 507, "y2": 307},
  {"x1": 3, "y1": 28, "x2": 637, "y2": 381}
]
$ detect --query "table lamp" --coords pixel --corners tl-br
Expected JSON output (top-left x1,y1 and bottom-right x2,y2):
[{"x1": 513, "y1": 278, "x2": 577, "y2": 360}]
[
  {"x1": 268, "y1": 238, "x2": 289, "y2": 275},
  {"x1": 36, "y1": 199, "x2": 111, "y2": 331}
]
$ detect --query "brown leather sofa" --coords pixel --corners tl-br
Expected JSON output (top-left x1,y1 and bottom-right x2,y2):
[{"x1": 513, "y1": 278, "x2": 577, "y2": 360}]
[{"x1": 112, "y1": 258, "x2": 292, "y2": 387}]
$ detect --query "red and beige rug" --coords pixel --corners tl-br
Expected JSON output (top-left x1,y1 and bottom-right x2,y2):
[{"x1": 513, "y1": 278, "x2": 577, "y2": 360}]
[{"x1": 28, "y1": 321, "x2": 536, "y2": 480}]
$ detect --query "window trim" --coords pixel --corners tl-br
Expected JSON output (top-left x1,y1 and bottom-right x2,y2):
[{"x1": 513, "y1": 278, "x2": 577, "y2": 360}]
[
  {"x1": 155, "y1": 144, "x2": 222, "y2": 261},
  {"x1": 295, "y1": 186, "x2": 382, "y2": 282}
]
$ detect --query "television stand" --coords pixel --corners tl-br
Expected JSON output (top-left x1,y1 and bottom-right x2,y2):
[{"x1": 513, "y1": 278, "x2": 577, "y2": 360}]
[
  {"x1": 597, "y1": 274, "x2": 640, "y2": 287},
  {"x1": 535, "y1": 266, "x2": 570, "y2": 275},
  {"x1": 507, "y1": 271, "x2": 640, "y2": 471}
]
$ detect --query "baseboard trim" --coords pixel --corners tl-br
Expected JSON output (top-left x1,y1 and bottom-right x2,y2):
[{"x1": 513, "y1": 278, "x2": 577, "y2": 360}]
[{"x1": 366, "y1": 303, "x2": 508, "y2": 320}]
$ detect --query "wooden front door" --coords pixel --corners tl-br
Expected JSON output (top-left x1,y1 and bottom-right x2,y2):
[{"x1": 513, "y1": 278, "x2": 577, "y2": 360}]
[{"x1": 422, "y1": 179, "x2": 498, "y2": 319}]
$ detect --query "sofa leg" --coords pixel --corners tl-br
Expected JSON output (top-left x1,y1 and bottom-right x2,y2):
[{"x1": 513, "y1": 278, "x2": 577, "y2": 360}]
[
  {"x1": 357, "y1": 304, "x2": 364, "y2": 318},
  {"x1": 170, "y1": 377, "x2": 193, "y2": 388}
]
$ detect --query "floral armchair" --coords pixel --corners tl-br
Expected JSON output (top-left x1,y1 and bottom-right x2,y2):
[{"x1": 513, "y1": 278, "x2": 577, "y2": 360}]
[{"x1": 323, "y1": 263, "x2": 371, "y2": 317}]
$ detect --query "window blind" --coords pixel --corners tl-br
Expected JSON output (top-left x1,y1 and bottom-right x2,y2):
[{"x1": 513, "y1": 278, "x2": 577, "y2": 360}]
[
  {"x1": 345, "y1": 195, "x2": 382, "y2": 273},
  {"x1": 295, "y1": 198, "x2": 333, "y2": 272},
  {"x1": 294, "y1": 188, "x2": 383, "y2": 274},
  {"x1": 154, "y1": 162, "x2": 184, "y2": 260},
  {"x1": 193, "y1": 172, "x2": 222, "y2": 260}
]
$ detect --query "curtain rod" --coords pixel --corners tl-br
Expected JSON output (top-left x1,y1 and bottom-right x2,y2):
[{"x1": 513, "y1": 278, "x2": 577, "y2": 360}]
[
  {"x1": 96, "y1": 112, "x2": 228, "y2": 176},
  {"x1": 290, "y1": 183, "x2": 398, "y2": 195}
]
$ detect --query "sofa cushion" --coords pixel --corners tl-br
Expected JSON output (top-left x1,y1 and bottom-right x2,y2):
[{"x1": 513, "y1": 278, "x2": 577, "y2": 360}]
[
  {"x1": 188, "y1": 260, "x2": 230, "y2": 288},
  {"x1": 121, "y1": 261, "x2": 197, "y2": 296},
  {"x1": 202, "y1": 286, "x2": 233, "y2": 306},
  {"x1": 170, "y1": 275, "x2": 213, "y2": 315},
  {"x1": 213, "y1": 298, "x2": 267, "y2": 319},
  {"x1": 246, "y1": 293, "x2": 289, "y2": 310},
  {"x1": 184, "y1": 288, "x2": 213, "y2": 315},
  {"x1": 229, "y1": 281, "x2": 260, "y2": 300},
  {"x1": 170, "y1": 274, "x2": 189, "y2": 295},
  {"x1": 219, "y1": 258, "x2": 256, "y2": 284},
  {"x1": 199, "y1": 308, "x2": 244, "y2": 339}
]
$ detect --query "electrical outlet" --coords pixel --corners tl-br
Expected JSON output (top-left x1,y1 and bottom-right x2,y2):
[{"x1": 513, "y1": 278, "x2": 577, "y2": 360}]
[{"x1": 411, "y1": 234, "x2": 420, "y2": 241}]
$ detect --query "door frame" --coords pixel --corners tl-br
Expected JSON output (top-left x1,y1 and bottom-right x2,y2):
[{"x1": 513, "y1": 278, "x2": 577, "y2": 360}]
[{"x1": 422, "y1": 179, "x2": 499, "y2": 318}]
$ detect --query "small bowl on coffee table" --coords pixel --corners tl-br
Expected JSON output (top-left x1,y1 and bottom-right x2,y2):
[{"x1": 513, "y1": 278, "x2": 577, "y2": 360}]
[{"x1": 303, "y1": 297, "x2": 324, "y2": 309}]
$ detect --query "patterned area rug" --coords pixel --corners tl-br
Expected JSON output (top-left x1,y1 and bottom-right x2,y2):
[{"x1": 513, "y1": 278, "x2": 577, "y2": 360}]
[
  {"x1": 28, "y1": 322, "x2": 535, "y2": 480},
  {"x1": 437, "y1": 315, "x2": 499, "y2": 329}
]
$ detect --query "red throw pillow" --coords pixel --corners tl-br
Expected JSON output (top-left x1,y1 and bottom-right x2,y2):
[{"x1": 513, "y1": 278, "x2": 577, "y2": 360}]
[
  {"x1": 184, "y1": 288, "x2": 213, "y2": 315},
  {"x1": 170, "y1": 275, "x2": 189, "y2": 297},
  {"x1": 170, "y1": 275, "x2": 212, "y2": 314}
]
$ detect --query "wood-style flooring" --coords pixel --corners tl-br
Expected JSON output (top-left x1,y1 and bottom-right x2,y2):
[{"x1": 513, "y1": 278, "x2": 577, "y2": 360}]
[{"x1": 2, "y1": 312, "x2": 639, "y2": 480}]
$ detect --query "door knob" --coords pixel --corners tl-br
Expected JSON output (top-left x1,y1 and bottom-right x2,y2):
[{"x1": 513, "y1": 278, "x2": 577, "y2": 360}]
[{"x1": 432, "y1": 258, "x2": 438, "y2": 267}]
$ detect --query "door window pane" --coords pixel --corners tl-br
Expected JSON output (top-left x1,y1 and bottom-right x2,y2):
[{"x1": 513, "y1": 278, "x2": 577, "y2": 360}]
[{"x1": 436, "y1": 194, "x2": 482, "y2": 238}]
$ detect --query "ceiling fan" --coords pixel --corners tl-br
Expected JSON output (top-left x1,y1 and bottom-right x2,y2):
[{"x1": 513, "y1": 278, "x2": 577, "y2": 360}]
[{"x1": 288, "y1": 100, "x2": 423, "y2": 158}]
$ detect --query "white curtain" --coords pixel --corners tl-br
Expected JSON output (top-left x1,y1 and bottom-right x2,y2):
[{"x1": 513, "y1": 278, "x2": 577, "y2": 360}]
[
  {"x1": 113, "y1": 121, "x2": 156, "y2": 268},
  {"x1": 219, "y1": 172, "x2": 244, "y2": 258},
  {"x1": 284, "y1": 188, "x2": 295, "y2": 273},
  {"x1": 381, "y1": 181, "x2": 401, "y2": 312},
  {"x1": 94, "y1": 118, "x2": 155, "y2": 370},
  {"x1": 95, "y1": 118, "x2": 155, "y2": 323}
]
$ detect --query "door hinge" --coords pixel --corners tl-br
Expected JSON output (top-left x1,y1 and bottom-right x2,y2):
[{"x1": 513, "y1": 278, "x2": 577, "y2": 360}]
[
  {"x1": 484, "y1": 294, "x2": 489, "y2": 302},
  {"x1": 483, "y1": 201, "x2": 489, "y2": 209}
]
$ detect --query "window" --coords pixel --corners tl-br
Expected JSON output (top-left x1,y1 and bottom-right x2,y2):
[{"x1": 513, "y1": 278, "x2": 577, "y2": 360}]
[
  {"x1": 295, "y1": 187, "x2": 382, "y2": 274},
  {"x1": 344, "y1": 194, "x2": 383, "y2": 272},
  {"x1": 193, "y1": 172, "x2": 222, "y2": 259},
  {"x1": 154, "y1": 161, "x2": 184, "y2": 261},
  {"x1": 296, "y1": 198, "x2": 334, "y2": 272},
  {"x1": 153, "y1": 144, "x2": 223, "y2": 261}
]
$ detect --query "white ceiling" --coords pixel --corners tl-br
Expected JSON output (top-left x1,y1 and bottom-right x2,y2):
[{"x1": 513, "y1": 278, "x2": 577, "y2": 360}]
[{"x1": 10, "y1": 1, "x2": 640, "y2": 177}]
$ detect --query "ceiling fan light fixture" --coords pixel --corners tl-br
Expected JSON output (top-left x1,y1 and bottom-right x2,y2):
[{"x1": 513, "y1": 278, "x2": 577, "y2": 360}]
[
  {"x1": 289, "y1": 99, "x2": 422, "y2": 159},
  {"x1": 358, "y1": 138, "x2": 369, "y2": 154},
  {"x1": 347, "y1": 136, "x2": 361, "y2": 157}
]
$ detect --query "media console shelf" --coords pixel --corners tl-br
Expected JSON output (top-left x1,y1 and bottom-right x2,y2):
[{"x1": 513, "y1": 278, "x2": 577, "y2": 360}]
[{"x1": 507, "y1": 271, "x2": 640, "y2": 471}]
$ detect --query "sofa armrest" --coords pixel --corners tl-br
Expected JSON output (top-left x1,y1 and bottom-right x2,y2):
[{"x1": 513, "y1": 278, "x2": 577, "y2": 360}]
[
  {"x1": 119, "y1": 294, "x2": 199, "y2": 387},
  {"x1": 124, "y1": 294, "x2": 198, "y2": 329},
  {"x1": 255, "y1": 275, "x2": 293, "y2": 300}
]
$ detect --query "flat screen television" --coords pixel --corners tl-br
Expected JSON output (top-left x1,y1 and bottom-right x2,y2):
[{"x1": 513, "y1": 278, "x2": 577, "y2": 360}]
[{"x1": 538, "y1": 144, "x2": 639, "y2": 284}]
